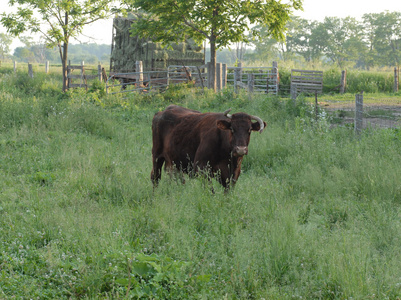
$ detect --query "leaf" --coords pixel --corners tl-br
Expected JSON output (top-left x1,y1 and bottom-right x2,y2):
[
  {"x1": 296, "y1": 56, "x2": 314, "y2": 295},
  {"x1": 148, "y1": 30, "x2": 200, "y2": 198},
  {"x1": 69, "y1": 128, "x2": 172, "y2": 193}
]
[
  {"x1": 148, "y1": 261, "x2": 162, "y2": 273},
  {"x1": 131, "y1": 262, "x2": 156, "y2": 277},
  {"x1": 195, "y1": 274, "x2": 211, "y2": 283},
  {"x1": 115, "y1": 278, "x2": 130, "y2": 286},
  {"x1": 135, "y1": 253, "x2": 160, "y2": 262}
]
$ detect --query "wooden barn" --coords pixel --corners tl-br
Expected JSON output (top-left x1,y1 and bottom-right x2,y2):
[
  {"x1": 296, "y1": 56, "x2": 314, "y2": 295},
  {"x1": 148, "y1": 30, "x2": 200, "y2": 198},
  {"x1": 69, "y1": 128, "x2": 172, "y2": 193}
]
[{"x1": 110, "y1": 15, "x2": 205, "y2": 73}]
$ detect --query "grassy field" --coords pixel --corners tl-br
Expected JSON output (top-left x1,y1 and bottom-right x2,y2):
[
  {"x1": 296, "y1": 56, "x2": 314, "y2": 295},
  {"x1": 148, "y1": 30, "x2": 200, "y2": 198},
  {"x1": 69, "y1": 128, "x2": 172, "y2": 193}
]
[{"x1": 1, "y1": 70, "x2": 401, "y2": 299}]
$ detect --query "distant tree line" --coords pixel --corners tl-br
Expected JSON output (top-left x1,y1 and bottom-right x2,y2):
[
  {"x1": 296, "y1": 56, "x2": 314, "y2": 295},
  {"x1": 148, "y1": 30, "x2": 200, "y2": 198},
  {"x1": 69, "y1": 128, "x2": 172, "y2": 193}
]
[
  {"x1": 0, "y1": 35, "x2": 111, "y2": 64},
  {"x1": 1, "y1": 10, "x2": 400, "y2": 70},
  {"x1": 14, "y1": 42, "x2": 111, "y2": 64},
  {"x1": 249, "y1": 11, "x2": 401, "y2": 69}
]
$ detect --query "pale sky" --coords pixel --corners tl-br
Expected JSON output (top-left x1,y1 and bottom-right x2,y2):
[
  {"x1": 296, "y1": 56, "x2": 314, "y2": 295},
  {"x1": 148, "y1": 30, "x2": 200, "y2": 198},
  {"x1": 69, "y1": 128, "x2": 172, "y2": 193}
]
[
  {"x1": 293, "y1": 0, "x2": 400, "y2": 21},
  {"x1": 1, "y1": 0, "x2": 400, "y2": 52}
]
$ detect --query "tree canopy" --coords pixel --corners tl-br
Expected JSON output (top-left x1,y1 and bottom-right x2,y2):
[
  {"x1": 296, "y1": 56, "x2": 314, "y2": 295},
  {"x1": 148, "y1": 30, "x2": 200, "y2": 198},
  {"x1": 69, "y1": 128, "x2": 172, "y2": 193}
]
[
  {"x1": 126, "y1": 0, "x2": 302, "y2": 90},
  {"x1": 1, "y1": 0, "x2": 123, "y2": 91},
  {"x1": 0, "y1": 33, "x2": 13, "y2": 61},
  {"x1": 250, "y1": 11, "x2": 401, "y2": 69}
]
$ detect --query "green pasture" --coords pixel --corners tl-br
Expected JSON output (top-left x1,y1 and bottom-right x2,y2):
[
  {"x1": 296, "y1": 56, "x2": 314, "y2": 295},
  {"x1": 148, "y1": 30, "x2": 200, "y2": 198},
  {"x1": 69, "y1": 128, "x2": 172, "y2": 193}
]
[{"x1": 1, "y1": 70, "x2": 401, "y2": 299}]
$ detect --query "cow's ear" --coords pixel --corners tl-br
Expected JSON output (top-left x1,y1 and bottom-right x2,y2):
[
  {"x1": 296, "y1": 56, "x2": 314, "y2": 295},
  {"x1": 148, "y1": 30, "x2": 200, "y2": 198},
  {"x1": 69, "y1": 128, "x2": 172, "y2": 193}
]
[
  {"x1": 217, "y1": 120, "x2": 231, "y2": 131},
  {"x1": 251, "y1": 121, "x2": 267, "y2": 132}
]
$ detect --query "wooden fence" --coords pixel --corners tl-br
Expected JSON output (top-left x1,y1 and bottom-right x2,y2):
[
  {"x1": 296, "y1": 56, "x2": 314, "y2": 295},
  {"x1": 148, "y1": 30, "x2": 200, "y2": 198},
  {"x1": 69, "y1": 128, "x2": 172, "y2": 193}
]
[
  {"x1": 67, "y1": 61, "x2": 105, "y2": 90},
  {"x1": 106, "y1": 61, "x2": 279, "y2": 95},
  {"x1": 290, "y1": 69, "x2": 323, "y2": 99},
  {"x1": 228, "y1": 62, "x2": 279, "y2": 95}
]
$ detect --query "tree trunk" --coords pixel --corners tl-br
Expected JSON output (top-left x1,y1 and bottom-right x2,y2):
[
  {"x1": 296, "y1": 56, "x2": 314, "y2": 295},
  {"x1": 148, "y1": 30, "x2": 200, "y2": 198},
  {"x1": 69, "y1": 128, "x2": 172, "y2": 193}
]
[
  {"x1": 61, "y1": 12, "x2": 69, "y2": 92},
  {"x1": 208, "y1": 8, "x2": 218, "y2": 92},
  {"x1": 210, "y1": 36, "x2": 217, "y2": 92},
  {"x1": 62, "y1": 41, "x2": 69, "y2": 92}
]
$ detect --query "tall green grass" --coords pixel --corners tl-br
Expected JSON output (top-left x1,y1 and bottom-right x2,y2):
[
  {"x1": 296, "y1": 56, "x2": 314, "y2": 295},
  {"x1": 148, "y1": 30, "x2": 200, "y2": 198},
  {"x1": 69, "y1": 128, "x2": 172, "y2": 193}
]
[
  {"x1": 277, "y1": 67, "x2": 398, "y2": 94},
  {"x1": 1, "y1": 72, "x2": 401, "y2": 298}
]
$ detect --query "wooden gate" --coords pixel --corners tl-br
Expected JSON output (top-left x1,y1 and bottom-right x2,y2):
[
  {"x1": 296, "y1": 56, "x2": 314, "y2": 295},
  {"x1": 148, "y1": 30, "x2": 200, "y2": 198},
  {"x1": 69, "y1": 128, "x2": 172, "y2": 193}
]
[
  {"x1": 291, "y1": 69, "x2": 323, "y2": 99},
  {"x1": 67, "y1": 62, "x2": 104, "y2": 90}
]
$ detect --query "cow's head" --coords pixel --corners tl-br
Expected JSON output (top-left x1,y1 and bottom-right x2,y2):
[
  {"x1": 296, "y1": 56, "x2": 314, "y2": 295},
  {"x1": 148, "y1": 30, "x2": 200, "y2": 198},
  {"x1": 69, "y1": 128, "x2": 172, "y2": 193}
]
[{"x1": 217, "y1": 110, "x2": 266, "y2": 157}]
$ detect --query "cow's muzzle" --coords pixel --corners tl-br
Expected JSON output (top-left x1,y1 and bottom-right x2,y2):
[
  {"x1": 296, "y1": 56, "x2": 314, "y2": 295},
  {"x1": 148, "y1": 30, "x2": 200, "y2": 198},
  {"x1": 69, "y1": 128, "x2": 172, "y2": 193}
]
[{"x1": 233, "y1": 146, "x2": 248, "y2": 156}]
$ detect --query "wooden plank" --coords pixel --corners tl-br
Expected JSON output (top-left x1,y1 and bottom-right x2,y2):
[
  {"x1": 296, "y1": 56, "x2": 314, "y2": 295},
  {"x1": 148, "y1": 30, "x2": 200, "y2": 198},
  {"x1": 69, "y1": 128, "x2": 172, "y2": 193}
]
[
  {"x1": 292, "y1": 77, "x2": 322, "y2": 81},
  {"x1": 291, "y1": 75, "x2": 323, "y2": 80},
  {"x1": 69, "y1": 83, "x2": 87, "y2": 88},
  {"x1": 293, "y1": 82, "x2": 323, "y2": 87},
  {"x1": 67, "y1": 66, "x2": 84, "y2": 70},
  {"x1": 84, "y1": 75, "x2": 98, "y2": 79},
  {"x1": 294, "y1": 83, "x2": 323, "y2": 88},
  {"x1": 292, "y1": 80, "x2": 323, "y2": 84},
  {"x1": 291, "y1": 69, "x2": 323, "y2": 74},
  {"x1": 67, "y1": 75, "x2": 83, "y2": 79},
  {"x1": 68, "y1": 74, "x2": 97, "y2": 80}
]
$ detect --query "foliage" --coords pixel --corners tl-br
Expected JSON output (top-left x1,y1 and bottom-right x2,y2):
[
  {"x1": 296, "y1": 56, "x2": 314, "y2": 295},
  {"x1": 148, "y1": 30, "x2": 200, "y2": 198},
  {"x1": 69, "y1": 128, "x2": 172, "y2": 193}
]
[
  {"x1": 0, "y1": 33, "x2": 13, "y2": 60},
  {"x1": 319, "y1": 68, "x2": 396, "y2": 94},
  {"x1": 1, "y1": 0, "x2": 123, "y2": 91},
  {"x1": 127, "y1": 0, "x2": 302, "y2": 90},
  {"x1": 2, "y1": 70, "x2": 401, "y2": 298},
  {"x1": 274, "y1": 67, "x2": 397, "y2": 94},
  {"x1": 250, "y1": 11, "x2": 401, "y2": 69},
  {"x1": 13, "y1": 43, "x2": 111, "y2": 64}
]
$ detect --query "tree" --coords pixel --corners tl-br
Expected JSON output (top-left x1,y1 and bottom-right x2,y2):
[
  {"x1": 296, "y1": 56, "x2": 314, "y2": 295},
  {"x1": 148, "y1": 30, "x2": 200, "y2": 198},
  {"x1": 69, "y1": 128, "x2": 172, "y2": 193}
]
[
  {"x1": 285, "y1": 17, "x2": 323, "y2": 63},
  {"x1": 13, "y1": 46, "x2": 35, "y2": 62},
  {"x1": 127, "y1": 0, "x2": 302, "y2": 91},
  {"x1": 247, "y1": 24, "x2": 280, "y2": 62},
  {"x1": 363, "y1": 11, "x2": 401, "y2": 68},
  {"x1": 1, "y1": 0, "x2": 123, "y2": 92},
  {"x1": 312, "y1": 17, "x2": 364, "y2": 68},
  {"x1": 0, "y1": 33, "x2": 13, "y2": 61}
]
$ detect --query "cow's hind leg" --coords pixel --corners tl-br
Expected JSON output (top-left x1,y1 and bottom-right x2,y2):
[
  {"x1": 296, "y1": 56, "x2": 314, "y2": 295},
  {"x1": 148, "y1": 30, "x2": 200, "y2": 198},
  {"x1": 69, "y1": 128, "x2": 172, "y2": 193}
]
[{"x1": 151, "y1": 157, "x2": 165, "y2": 186}]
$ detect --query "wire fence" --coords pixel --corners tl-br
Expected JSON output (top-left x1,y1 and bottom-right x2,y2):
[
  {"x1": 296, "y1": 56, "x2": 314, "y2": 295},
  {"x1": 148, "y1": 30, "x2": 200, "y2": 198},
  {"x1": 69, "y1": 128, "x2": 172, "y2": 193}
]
[{"x1": 320, "y1": 94, "x2": 401, "y2": 130}]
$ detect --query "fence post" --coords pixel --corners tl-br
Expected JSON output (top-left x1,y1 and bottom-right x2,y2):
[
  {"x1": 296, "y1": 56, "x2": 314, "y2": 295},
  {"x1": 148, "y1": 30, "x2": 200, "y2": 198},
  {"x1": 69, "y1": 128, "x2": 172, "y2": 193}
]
[
  {"x1": 355, "y1": 92, "x2": 363, "y2": 134},
  {"x1": 28, "y1": 63, "x2": 33, "y2": 78},
  {"x1": 216, "y1": 63, "x2": 222, "y2": 91},
  {"x1": 394, "y1": 67, "x2": 399, "y2": 93},
  {"x1": 315, "y1": 91, "x2": 319, "y2": 121},
  {"x1": 14, "y1": 61, "x2": 17, "y2": 73},
  {"x1": 207, "y1": 62, "x2": 212, "y2": 89},
  {"x1": 80, "y1": 61, "x2": 84, "y2": 87},
  {"x1": 290, "y1": 84, "x2": 297, "y2": 100},
  {"x1": 222, "y1": 64, "x2": 227, "y2": 88},
  {"x1": 67, "y1": 60, "x2": 71, "y2": 89},
  {"x1": 238, "y1": 62, "x2": 242, "y2": 82},
  {"x1": 136, "y1": 61, "x2": 143, "y2": 85},
  {"x1": 102, "y1": 67, "x2": 107, "y2": 82},
  {"x1": 234, "y1": 67, "x2": 241, "y2": 94},
  {"x1": 45, "y1": 61, "x2": 50, "y2": 74},
  {"x1": 247, "y1": 73, "x2": 254, "y2": 96},
  {"x1": 98, "y1": 63, "x2": 102, "y2": 82},
  {"x1": 340, "y1": 70, "x2": 347, "y2": 94},
  {"x1": 272, "y1": 61, "x2": 279, "y2": 94}
]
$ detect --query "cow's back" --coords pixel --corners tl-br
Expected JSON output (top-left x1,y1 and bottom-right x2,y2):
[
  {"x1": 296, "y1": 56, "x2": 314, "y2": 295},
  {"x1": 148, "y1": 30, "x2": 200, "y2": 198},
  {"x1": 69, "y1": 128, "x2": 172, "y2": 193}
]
[{"x1": 152, "y1": 105, "x2": 202, "y2": 160}]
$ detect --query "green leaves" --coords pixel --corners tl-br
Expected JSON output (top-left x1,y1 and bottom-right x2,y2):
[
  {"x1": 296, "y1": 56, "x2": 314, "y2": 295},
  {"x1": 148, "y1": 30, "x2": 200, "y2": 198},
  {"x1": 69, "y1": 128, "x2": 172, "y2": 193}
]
[
  {"x1": 128, "y1": 0, "x2": 302, "y2": 49},
  {"x1": 99, "y1": 252, "x2": 204, "y2": 298}
]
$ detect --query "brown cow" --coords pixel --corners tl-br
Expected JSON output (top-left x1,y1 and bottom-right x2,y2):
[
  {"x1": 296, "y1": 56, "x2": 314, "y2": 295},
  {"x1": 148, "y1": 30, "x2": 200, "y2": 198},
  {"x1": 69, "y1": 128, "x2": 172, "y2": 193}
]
[{"x1": 151, "y1": 105, "x2": 266, "y2": 191}]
